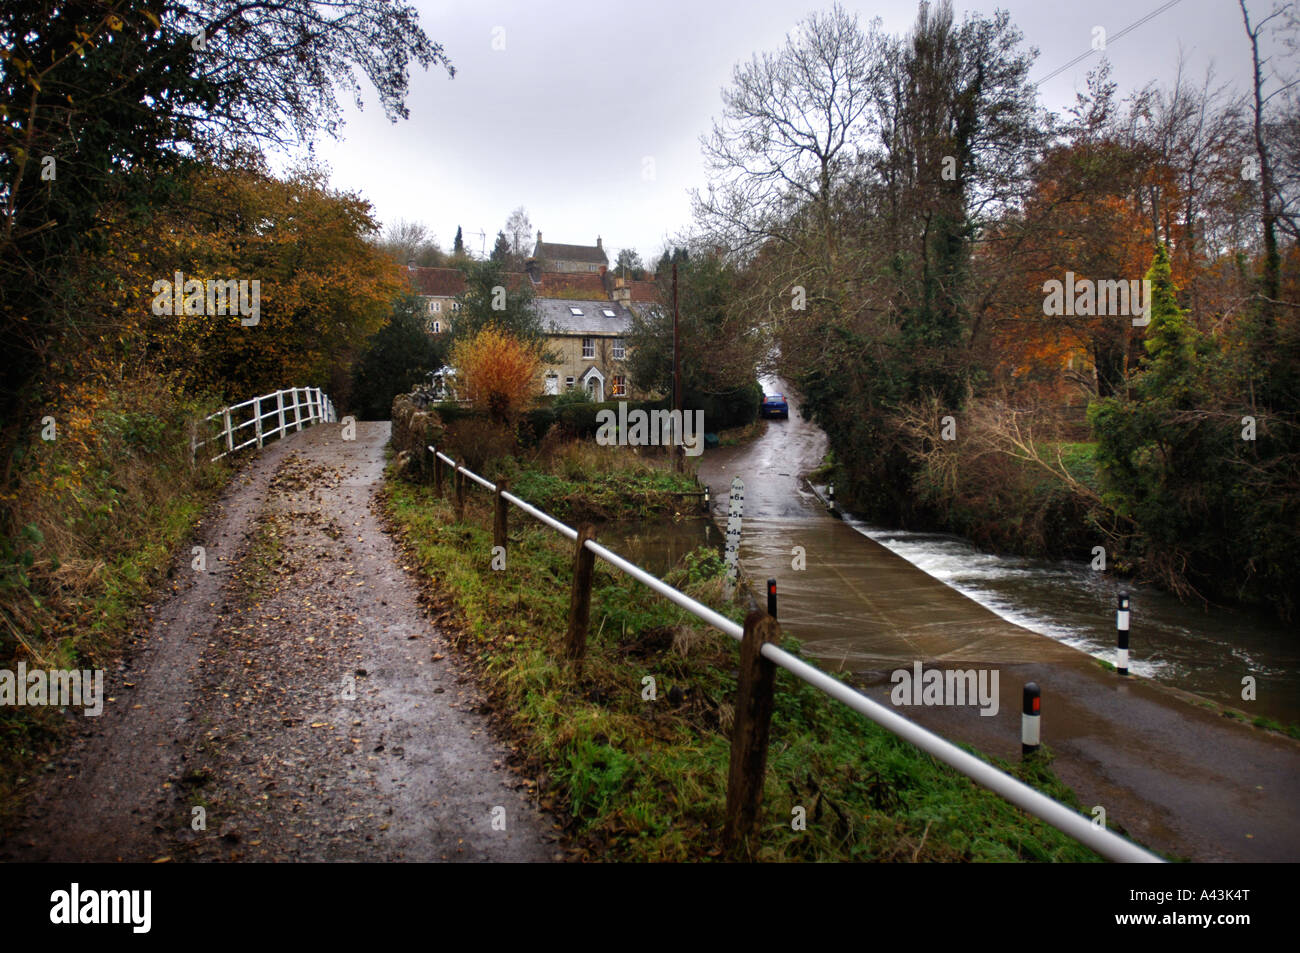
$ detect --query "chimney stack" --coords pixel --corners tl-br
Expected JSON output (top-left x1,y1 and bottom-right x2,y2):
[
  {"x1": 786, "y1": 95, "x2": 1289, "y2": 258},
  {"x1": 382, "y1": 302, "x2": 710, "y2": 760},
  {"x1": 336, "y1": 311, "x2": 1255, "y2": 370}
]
[{"x1": 596, "y1": 236, "x2": 602, "y2": 249}]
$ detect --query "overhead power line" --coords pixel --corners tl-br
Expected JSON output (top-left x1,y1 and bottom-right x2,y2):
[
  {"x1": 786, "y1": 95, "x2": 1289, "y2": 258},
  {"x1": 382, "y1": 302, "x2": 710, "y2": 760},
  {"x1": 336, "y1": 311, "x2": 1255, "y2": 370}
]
[{"x1": 1031, "y1": 0, "x2": 1186, "y2": 87}]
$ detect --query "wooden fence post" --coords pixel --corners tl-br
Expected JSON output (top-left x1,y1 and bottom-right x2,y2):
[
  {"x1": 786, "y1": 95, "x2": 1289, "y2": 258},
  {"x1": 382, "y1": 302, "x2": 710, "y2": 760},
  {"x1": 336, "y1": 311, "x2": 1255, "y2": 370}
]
[
  {"x1": 455, "y1": 465, "x2": 466, "y2": 523},
  {"x1": 564, "y1": 524, "x2": 598, "y2": 664},
  {"x1": 494, "y1": 479, "x2": 509, "y2": 552},
  {"x1": 433, "y1": 448, "x2": 444, "y2": 497},
  {"x1": 254, "y1": 396, "x2": 264, "y2": 448},
  {"x1": 223, "y1": 408, "x2": 233, "y2": 453},
  {"x1": 723, "y1": 610, "x2": 781, "y2": 858},
  {"x1": 276, "y1": 390, "x2": 286, "y2": 440}
]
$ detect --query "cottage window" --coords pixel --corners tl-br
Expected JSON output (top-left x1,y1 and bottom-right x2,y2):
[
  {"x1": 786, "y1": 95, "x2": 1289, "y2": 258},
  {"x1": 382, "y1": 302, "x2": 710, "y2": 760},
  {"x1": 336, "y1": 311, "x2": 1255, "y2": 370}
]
[
  {"x1": 612, "y1": 338, "x2": 625, "y2": 360},
  {"x1": 582, "y1": 337, "x2": 595, "y2": 359},
  {"x1": 429, "y1": 300, "x2": 441, "y2": 313},
  {"x1": 432, "y1": 320, "x2": 441, "y2": 334},
  {"x1": 565, "y1": 376, "x2": 575, "y2": 390},
  {"x1": 611, "y1": 375, "x2": 627, "y2": 397}
]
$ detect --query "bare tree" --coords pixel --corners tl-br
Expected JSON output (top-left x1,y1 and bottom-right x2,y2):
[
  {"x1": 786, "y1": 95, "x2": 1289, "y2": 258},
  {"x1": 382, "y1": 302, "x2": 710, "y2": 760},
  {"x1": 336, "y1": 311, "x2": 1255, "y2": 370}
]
[
  {"x1": 376, "y1": 218, "x2": 444, "y2": 266},
  {"x1": 1274, "y1": 90, "x2": 1300, "y2": 243},
  {"x1": 1130, "y1": 56, "x2": 1244, "y2": 260},
  {"x1": 1240, "y1": 0, "x2": 1299, "y2": 331},
  {"x1": 693, "y1": 3, "x2": 884, "y2": 309},
  {"x1": 504, "y1": 206, "x2": 534, "y2": 267},
  {"x1": 179, "y1": 0, "x2": 454, "y2": 149}
]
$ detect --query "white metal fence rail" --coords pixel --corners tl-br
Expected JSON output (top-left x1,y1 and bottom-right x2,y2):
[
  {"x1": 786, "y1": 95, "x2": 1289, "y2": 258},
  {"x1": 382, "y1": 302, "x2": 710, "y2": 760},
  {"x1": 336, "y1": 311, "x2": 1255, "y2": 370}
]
[
  {"x1": 430, "y1": 446, "x2": 1162, "y2": 863},
  {"x1": 194, "y1": 387, "x2": 337, "y2": 463}
]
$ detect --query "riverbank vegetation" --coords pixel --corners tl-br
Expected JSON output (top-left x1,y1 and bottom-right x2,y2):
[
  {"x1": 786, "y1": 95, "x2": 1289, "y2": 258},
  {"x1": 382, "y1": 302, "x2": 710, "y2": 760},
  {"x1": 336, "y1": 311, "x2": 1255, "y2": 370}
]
[{"x1": 0, "y1": 376, "x2": 232, "y2": 824}]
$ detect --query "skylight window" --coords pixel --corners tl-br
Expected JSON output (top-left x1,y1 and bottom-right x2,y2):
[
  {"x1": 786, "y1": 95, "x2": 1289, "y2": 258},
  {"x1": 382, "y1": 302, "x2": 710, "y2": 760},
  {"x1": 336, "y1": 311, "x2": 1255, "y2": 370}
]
[
  {"x1": 602, "y1": 309, "x2": 617, "y2": 318},
  {"x1": 569, "y1": 307, "x2": 584, "y2": 316}
]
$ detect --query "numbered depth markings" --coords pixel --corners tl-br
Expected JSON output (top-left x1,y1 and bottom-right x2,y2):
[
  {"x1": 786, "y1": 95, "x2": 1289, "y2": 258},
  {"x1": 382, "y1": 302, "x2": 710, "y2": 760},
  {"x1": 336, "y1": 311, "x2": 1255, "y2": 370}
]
[{"x1": 723, "y1": 476, "x2": 745, "y2": 590}]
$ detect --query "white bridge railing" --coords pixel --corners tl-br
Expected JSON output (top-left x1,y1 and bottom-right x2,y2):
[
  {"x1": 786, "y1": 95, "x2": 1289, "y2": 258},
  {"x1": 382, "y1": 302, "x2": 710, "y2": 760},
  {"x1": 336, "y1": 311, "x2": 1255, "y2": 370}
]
[{"x1": 194, "y1": 386, "x2": 336, "y2": 463}]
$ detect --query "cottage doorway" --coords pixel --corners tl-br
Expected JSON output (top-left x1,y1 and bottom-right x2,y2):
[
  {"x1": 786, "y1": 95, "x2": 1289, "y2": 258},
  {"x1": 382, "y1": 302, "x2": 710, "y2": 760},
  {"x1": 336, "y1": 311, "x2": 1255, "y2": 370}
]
[{"x1": 581, "y1": 366, "x2": 605, "y2": 403}]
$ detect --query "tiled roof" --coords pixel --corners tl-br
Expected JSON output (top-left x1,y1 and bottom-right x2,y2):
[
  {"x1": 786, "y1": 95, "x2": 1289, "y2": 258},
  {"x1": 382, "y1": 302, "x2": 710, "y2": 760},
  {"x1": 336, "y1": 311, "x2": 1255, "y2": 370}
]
[
  {"x1": 538, "y1": 299, "x2": 633, "y2": 335},
  {"x1": 535, "y1": 241, "x2": 608, "y2": 265},
  {"x1": 408, "y1": 266, "x2": 465, "y2": 297},
  {"x1": 628, "y1": 280, "x2": 659, "y2": 302},
  {"x1": 407, "y1": 266, "x2": 530, "y2": 297},
  {"x1": 534, "y1": 272, "x2": 609, "y2": 300}
]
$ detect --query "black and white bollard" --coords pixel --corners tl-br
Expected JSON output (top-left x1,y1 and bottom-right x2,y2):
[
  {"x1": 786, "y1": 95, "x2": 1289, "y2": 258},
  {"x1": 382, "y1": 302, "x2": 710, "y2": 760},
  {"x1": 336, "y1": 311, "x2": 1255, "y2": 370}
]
[
  {"x1": 1022, "y1": 682, "x2": 1041, "y2": 758},
  {"x1": 1116, "y1": 592, "x2": 1130, "y2": 676},
  {"x1": 767, "y1": 578, "x2": 777, "y2": 619},
  {"x1": 828, "y1": 483, "x2": 835, "y2": 505},
  {"x1": 702, "y1": 485, "x2": 710, "y2": 513}
]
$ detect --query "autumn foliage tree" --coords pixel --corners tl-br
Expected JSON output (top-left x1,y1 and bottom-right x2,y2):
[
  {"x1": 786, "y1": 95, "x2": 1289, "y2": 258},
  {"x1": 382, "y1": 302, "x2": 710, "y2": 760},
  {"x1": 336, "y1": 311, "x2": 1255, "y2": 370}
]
[
  {"x1": 450, "y1": 327, "x2": 540, "y2": 424},
  {"x1": 981, "y1": 134, "x2": 1158, "y2": 403},
  {"x1": 73, "y1": 154, "x2": 401, "y2": 403}
]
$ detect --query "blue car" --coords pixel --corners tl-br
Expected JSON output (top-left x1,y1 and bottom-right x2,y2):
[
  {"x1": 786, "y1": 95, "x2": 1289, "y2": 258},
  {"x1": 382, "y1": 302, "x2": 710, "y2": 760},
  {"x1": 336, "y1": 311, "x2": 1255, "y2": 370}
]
[{"x1": 761, "y1": 393, "x2": 789, "y2": 419}]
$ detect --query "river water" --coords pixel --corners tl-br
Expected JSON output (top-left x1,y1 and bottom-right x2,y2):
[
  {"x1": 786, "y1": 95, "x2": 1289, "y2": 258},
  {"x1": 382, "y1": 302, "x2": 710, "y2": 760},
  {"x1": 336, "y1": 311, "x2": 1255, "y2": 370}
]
[
  {"x1": 610, "y1": 513, "x2": 1299, "y2": 724},
  {"x1": 848, "y1": 520, "x2": 1300, "y2": 724}
]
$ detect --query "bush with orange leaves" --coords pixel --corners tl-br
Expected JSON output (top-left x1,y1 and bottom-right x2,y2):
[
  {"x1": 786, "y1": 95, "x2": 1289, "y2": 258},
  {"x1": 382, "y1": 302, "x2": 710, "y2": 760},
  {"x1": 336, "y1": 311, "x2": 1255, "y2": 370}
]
[{"x1": 449, "y1": 326, "x2": 542, "y2": 423}]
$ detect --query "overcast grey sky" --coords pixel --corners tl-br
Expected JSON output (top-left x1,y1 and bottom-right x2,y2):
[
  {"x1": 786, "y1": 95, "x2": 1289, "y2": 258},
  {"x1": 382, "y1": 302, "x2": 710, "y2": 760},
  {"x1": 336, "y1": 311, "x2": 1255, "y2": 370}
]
[{"x1": 289, "y1": 0, "x2": 1276, "y2": 268}]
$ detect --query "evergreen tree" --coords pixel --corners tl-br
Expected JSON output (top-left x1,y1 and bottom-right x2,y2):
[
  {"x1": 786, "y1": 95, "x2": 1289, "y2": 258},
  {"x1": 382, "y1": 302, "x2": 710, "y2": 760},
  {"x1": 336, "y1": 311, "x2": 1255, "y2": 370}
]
[
  {"x1": 489, "y1": 231, "x2": 511, "y2": 264},
  {"x1": 351, "y1": 294, "x2": 447, "y2": 420},
  {"x1": 614, "y1": 248, "x2": 645, "y2": 280},
  {"x1": 1135, "y1": 243, "x2": 1200, "y2": 405},
  {"x1": 454, "y1": 226, "x2": 465, "y2": 256},
  {"x1": 1084, "y1": 244, "x2": 1297, "y2": 611},
  {"x1": 653, "y1": 247, "x2": 688, "y2": 276},
  {"x1": 626, "y1": 255, "x2": 763, "y2": 428}
]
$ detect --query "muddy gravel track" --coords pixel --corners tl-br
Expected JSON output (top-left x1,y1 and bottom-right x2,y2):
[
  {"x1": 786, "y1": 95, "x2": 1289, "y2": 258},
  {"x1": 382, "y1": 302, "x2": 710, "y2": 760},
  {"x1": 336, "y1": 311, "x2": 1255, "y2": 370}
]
[{"x1": 3, "y1": 421, "x2": 558, "y2": 862}]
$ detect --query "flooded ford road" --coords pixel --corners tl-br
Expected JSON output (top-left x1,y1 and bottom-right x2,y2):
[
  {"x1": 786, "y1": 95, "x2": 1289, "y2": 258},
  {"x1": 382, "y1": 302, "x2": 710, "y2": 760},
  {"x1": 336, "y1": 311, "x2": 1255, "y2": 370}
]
[
  {"x1": 696, "y1": 379, "x2": 1300, "y2": 863},
  {"x1": 702, "y1": 380, "x2": 1299, "y2": 723}
]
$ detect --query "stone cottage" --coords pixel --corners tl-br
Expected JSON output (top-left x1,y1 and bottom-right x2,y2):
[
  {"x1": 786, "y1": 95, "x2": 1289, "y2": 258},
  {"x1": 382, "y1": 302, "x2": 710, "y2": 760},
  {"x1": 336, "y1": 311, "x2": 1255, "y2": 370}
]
[{"x1": 536, "y1": 298, "x2": 638, "y2": 401}]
